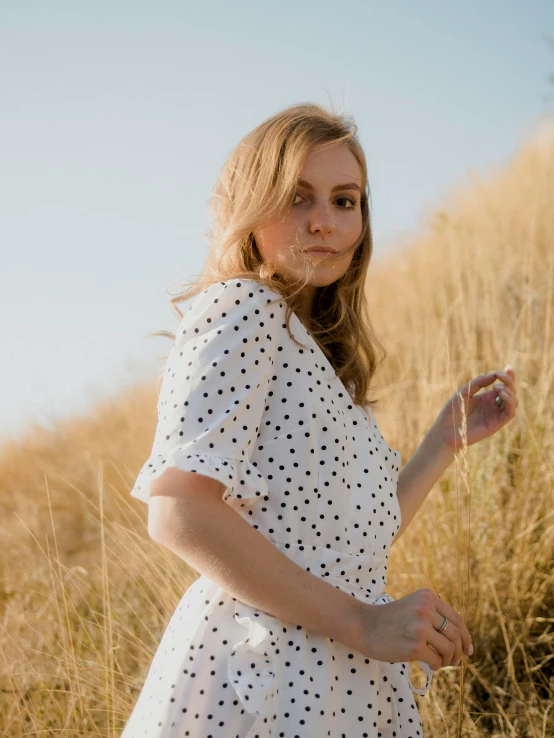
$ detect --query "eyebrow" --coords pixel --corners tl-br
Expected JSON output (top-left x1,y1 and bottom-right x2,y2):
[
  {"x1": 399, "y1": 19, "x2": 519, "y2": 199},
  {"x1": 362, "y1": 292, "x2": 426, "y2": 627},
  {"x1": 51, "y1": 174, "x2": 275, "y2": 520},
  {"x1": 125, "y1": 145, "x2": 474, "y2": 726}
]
[{"x1": 297, "y1": 178, "x2": 361, "y2": 193}]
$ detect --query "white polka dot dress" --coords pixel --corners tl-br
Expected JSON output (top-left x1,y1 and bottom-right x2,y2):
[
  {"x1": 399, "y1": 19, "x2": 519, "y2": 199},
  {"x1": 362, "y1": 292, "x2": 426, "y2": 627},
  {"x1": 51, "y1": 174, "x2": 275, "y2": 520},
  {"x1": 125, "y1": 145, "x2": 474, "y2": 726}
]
[{"x1": 122, "y1": 278, "x2": 434, "y2": 738}]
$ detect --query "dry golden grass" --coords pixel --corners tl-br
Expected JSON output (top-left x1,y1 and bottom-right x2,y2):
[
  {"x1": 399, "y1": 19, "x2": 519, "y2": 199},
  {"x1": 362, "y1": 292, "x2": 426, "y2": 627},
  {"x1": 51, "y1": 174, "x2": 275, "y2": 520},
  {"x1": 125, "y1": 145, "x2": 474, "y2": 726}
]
[{"x1": 1, "y1": 120, "x2": 553, "y2": 736}]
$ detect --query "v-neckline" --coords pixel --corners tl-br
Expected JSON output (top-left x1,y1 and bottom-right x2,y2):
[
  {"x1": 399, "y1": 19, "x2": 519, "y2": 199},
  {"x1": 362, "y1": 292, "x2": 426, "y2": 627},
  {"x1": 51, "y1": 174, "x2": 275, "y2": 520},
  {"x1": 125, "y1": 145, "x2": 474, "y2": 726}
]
[{"x1": 288, "y1": 308, "x2": 374, "y2": 429}]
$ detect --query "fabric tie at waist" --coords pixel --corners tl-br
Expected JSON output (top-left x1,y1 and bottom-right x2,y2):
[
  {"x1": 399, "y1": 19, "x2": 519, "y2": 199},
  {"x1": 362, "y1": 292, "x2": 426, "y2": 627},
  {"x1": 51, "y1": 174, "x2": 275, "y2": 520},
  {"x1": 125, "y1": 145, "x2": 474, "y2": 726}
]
[
  {"x1": 271, "y1": 540, "x2": 434, "y2": 698},
  {"x1": 227, "y1": 590, "x2": 433, "y2": 732},
  {"x1": 226, "y1": 542, "x2": 434, "y2": 736}
]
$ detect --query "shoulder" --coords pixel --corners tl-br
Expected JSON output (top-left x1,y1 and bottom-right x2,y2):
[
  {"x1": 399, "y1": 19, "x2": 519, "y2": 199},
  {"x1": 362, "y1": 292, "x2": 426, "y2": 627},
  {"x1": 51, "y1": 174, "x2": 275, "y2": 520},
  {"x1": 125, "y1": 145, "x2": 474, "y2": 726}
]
[
  {"x1": 180, "y1": 278, "x2": 284, "y2": 327},
  {"x1": 202, "y1": 278, "x2": 283, "y2": 306},
  {"x1": 174, "y1": 278, "x2": 286, "y2": 351}
]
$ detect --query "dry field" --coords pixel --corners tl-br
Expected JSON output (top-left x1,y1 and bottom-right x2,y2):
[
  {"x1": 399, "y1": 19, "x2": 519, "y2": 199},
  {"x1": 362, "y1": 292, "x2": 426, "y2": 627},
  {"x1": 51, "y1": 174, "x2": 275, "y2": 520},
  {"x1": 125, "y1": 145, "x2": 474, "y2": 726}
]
[{"x1": 1, "y1": 121, "x2": 553, "y2": 736}]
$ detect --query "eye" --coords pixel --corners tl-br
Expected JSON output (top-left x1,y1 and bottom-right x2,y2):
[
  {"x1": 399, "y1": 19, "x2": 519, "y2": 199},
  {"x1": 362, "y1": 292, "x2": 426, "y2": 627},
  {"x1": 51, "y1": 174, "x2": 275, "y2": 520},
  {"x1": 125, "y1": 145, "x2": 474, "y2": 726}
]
[
  {"x1": 292, "y1": 193, "x2": 358, "y2": 208},
  {"x1": 336, "y1": 196, "x2": 357, "y2": 209}
]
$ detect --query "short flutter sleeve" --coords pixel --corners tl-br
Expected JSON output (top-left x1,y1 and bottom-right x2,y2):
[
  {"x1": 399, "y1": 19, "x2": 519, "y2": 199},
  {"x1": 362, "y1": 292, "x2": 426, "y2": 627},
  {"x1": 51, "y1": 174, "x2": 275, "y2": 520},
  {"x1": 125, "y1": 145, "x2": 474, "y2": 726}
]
[{"x1": 130, "y1": 279, "x2": 277, "y2": 511}]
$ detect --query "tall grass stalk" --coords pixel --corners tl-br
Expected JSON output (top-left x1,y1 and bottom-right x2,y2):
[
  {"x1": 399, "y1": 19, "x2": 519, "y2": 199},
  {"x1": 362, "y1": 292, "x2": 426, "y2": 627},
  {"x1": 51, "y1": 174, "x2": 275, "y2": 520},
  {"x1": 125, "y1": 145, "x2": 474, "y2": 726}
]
[{"x1": 0, "y1": 121, "x2": 553, "y2": 736}]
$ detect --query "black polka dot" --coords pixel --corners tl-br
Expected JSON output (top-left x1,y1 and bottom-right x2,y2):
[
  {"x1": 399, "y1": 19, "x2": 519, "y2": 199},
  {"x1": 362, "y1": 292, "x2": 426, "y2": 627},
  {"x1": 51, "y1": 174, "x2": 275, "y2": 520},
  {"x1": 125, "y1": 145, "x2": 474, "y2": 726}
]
[{"x1": 123, "y1": 279, "x2": 428, "y2": 736}]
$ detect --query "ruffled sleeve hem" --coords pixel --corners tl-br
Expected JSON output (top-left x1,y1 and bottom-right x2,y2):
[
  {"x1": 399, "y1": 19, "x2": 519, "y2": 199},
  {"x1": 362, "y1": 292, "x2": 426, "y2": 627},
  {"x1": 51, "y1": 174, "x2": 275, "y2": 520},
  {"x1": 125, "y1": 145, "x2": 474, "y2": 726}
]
[{"x1": 129, "y1": 450, "x2": 270, "y2": 512}]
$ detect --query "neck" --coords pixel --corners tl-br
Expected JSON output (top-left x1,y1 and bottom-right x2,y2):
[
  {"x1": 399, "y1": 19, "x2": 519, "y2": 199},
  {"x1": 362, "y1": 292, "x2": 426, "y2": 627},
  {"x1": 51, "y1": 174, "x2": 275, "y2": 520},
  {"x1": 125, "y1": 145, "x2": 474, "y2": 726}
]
[{"x1": 296, "y1": 286, "x2": 316, "y2": 327}]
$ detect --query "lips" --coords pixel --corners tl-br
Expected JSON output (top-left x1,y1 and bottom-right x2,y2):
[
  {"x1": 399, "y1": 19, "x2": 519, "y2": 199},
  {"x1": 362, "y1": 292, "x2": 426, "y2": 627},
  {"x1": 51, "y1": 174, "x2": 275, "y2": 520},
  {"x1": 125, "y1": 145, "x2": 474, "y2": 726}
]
[{"x1": 304, "y1": 247, "x2": 337, "y2": 254}]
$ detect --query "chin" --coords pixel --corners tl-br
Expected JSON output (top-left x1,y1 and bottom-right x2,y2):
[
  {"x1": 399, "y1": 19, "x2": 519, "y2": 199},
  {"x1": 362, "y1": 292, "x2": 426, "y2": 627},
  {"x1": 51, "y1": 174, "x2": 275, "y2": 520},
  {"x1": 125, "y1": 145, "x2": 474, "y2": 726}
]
[
  {"x1": 308, "y1": 272, "x2": 344, "y2": 288},
  {"x1": 273, "y1": 255, "x2": 353, "y2": 288},
  {"x1": 300, "y1": 263, "x2": 351, "y2": 287}
]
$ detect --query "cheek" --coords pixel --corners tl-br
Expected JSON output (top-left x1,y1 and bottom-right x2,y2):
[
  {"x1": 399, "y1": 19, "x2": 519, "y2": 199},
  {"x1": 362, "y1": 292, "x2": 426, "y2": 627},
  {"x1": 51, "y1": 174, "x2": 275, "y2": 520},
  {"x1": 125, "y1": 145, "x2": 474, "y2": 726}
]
[
  {"x1": 256, "y1": 218, "x2": 298, "y2": 255},
  {"x1": 345, "y1": 214, "x2": 363, "y2": 242}
]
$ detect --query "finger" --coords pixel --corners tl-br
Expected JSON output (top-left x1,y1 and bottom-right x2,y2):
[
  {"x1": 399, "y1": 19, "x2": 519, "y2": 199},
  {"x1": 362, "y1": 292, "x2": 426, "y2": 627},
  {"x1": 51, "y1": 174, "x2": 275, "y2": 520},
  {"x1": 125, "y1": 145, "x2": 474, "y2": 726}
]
[
  {"x1": 431, "y1": 613, "x2": 462, "y2": 665},
  {"x1": 462, "y1": 373, "x2": 498, "y2": 397},
  {"x1": 498, "y1": 387, "x2": 518, "y2": 408},
  {"x1": 420, "y1": 643, "x2": 445, "y2": 672},
  {"x1": 495, "y1": 371, "x2": 516, "y2": 391},
  {"x1": 496, "y1": 389, "x2": 517, "y2": 414},
  {"x1": 494, "y1": 383, "x2": 517, "y2": 403},
  {"x1": 502, "y1": 391, "x2": 518, "y2": 416},
  {"x1": 426, "y1": 628, "x2": 456, "y2": 668},
  {"x1": 435, "y1": 602, "x2": 472, "y2": 655}
]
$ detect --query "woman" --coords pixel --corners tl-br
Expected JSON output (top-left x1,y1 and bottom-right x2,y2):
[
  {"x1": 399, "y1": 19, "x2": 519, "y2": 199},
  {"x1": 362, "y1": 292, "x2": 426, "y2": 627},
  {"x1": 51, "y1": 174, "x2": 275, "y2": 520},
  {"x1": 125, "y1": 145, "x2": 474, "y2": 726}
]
[{"x1": 122, "y1": 103, "x2": 518, "y2": 737}]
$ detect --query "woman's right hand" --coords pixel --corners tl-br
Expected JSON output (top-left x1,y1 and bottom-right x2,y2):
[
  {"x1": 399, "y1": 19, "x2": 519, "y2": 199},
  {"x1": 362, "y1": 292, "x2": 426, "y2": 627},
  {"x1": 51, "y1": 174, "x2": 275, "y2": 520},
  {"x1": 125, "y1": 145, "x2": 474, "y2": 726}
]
[{"x1": 355, "y1": 588, "x2": 473, "y2": 669}]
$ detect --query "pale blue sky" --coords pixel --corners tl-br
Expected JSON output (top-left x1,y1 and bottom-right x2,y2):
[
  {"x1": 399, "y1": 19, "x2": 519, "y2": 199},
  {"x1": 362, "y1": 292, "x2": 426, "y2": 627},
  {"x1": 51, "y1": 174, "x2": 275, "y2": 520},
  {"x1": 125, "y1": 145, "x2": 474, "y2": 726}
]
[{"x1": 2, "y1": 1, "x2": 553, "y2": 442}]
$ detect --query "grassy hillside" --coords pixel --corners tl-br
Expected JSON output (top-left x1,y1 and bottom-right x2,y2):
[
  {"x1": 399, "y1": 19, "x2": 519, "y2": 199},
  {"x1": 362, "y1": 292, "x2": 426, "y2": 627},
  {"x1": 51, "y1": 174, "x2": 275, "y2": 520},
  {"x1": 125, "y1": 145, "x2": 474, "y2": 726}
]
[{"x1": 1, "y1": 120, "x2": 553, "y2": 736}]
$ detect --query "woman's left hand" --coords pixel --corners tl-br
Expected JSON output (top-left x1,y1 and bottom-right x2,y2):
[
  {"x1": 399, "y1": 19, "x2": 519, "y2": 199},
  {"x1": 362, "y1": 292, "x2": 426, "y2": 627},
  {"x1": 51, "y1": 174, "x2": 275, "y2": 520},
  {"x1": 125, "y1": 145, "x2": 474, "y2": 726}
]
[{"x1": 434, "y1": 365, "x2": 518, "y2": 453}]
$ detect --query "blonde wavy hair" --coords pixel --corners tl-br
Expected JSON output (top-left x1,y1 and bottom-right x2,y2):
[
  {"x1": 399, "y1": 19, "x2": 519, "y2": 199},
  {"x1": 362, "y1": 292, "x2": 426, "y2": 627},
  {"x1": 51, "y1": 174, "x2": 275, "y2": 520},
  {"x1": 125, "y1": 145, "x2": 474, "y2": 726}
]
[{"x1": 149, "y1": 101, "x2": 386, "y2": 409}]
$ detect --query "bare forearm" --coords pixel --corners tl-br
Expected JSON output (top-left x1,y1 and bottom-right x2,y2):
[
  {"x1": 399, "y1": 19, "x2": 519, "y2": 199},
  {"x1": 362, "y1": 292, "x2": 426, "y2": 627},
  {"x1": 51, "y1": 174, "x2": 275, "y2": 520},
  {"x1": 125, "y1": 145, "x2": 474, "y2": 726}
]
[
  {"x1": 395, "y1": 425, "x2": 455, "y2": 542},
  {"x1": 151, "y1": 489, "x2": 366, "y2": 652}
]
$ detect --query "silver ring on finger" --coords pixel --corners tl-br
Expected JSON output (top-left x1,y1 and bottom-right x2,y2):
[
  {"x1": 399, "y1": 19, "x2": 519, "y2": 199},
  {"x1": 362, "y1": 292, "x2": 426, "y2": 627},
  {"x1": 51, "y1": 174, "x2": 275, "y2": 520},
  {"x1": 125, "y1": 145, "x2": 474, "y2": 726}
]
[{"x1": 436, "y1": 616, "x2": 448, "y2": 633}]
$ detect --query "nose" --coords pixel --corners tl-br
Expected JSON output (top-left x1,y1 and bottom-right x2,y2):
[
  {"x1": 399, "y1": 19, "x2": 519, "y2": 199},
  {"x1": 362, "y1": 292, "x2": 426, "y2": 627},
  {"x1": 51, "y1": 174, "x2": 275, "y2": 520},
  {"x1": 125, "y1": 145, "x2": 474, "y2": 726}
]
[{"x1": 308, "y1": 201, "x2": 334, "y2": 236}]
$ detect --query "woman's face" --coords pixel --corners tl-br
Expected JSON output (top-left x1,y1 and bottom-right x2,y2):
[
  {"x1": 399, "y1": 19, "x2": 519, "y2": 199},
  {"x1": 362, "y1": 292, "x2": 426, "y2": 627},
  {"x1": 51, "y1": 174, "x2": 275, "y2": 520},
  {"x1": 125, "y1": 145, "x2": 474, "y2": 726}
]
[{"x1": 253, "y1": 143, "x2": 364, "y2": 290}]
